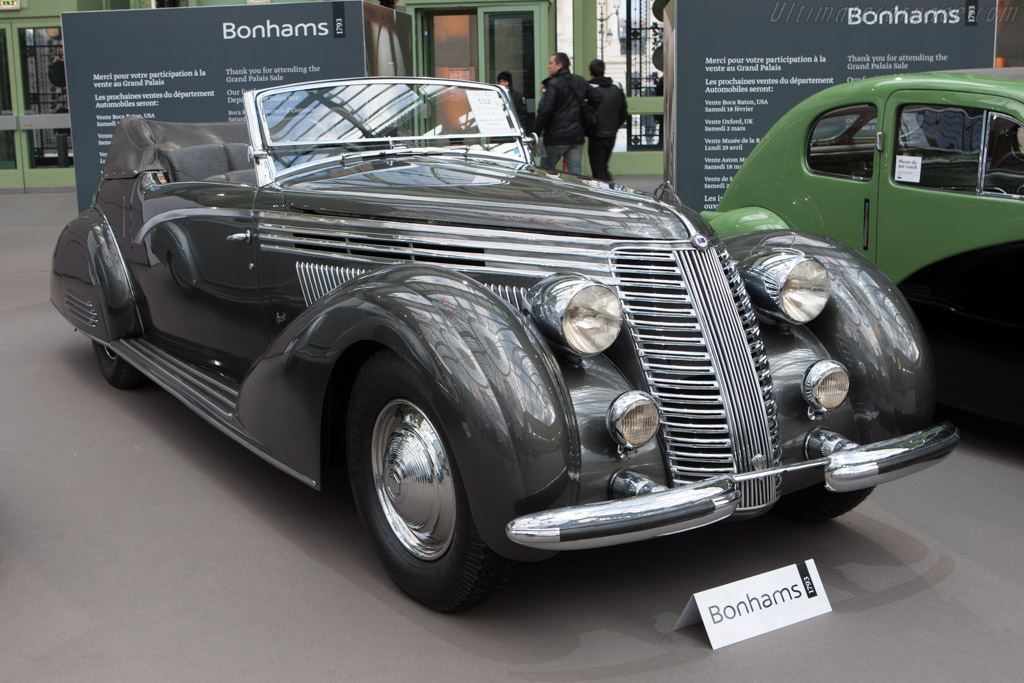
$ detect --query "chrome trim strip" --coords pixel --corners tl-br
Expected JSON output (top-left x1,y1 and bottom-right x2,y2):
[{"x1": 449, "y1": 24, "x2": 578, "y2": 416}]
[
  {"x1": 680, "y1": 246, "x2": 780, "y2": 510},
  {"x1": 135, "y1": 208, "x2": 254, "y2": 245}
]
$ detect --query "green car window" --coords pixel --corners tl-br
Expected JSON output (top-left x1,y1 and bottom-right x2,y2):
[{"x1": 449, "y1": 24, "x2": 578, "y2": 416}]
[
  {"x1": 894, "y1": 104, "x2": 984, "y2": 193},
  {"x1": 806, "y1": 104, "x2": 877, "y2": 180},
  {"x1": 982, "y1": 112, "x2": 1024, "y2": 196}
]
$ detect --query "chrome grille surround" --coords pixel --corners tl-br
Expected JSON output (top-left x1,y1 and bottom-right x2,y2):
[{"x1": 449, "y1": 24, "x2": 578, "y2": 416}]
[
  {"x1": 611, "y1": 242, "x2": 780, "y2": 511},
  {"x1": 261, "y1": 214, "x2": 779, "y2": 509},
  {"x1": 64, "y1": 291, "x2": 99, "y2": 329}
]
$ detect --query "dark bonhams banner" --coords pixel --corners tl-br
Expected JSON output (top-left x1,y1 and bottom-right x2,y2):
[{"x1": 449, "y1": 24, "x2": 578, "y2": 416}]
[
  {"x1": 63, "y1": 1, "x2": 410, "y2": 210},
  {"x1": 663, "y1": 0, "x2": 1000, "y2": 210}
]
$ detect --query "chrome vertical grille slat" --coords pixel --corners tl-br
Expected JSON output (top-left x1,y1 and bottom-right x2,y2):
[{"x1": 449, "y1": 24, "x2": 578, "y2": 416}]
[{"x1": 611, "y1": 243, "x2": 780, "y2": 511}]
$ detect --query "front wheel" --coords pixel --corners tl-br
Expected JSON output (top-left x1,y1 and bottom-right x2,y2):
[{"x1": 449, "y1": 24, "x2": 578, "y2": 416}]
[
  {"x1": 346, "y1": 350, "x2": 512, "y2": 611},
  {"x1": 92, "y1": 341, "x2": 146, "y2": 390}
]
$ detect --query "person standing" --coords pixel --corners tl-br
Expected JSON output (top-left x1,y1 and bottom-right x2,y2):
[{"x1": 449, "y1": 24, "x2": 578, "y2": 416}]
[
  {"x1": 533, "y1": 52, "x2": 588, "y2": 175},
  {"x1": 585, "y1": 59, "x2": 629, "y2": 182},
  {"x1": 496, "y1": 71, "x2": 528, "y2": 128}
]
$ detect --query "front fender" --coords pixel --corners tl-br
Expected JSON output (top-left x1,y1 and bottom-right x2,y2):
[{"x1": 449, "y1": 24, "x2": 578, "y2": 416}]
[
  {"x1": 51, "y1": 207, "x2": 141, "y2": 342},
  {"x1": 237, "y1": 265, "x2": 577, "y2": 561},
  {"x1": 723, "y1": 230, "x2": 936, "y2": 445},
  {"x1": 703, "y1": 206, "x2": 791, "y2": 240}
]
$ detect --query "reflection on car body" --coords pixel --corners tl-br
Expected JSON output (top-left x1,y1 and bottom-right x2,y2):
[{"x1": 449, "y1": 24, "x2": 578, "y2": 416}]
[
  {"x1": 711, "y1": 72, "x2": 1024, "y2": 424},
  {"x1": 52, "y1": 77, "x2": 957, "y2": 611}
]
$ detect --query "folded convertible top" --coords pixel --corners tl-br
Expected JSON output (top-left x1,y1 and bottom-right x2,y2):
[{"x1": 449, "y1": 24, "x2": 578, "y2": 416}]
[{"x1": 103, "y1": 117, "x2": 250, "y2": 179}]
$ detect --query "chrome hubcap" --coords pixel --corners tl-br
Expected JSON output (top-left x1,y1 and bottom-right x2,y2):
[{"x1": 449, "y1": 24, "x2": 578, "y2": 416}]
[{"x1": 371, "y1": 400, "x2": 456, "y2": 560}]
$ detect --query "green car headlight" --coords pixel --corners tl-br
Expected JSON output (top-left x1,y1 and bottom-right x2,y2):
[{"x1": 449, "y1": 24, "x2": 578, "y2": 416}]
[
  {"x1": 525, "y1": 275, "x2": 623, "y2": 356},
  {"x1": 741, "y1": 250, "x2": 831, "y2": 324}
]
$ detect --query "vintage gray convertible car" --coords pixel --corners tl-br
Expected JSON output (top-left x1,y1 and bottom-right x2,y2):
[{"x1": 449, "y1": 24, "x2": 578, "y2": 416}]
[{"x1": 51, "y1": 77, "x2": 958, "y2": 611}]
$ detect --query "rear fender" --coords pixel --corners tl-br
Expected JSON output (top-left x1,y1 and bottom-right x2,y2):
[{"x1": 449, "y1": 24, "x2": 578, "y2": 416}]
[
  {"x1": 237, "y1": 265, "x2": 578, "y2": 561},
  {"x1": 50, "y1": 207, "x2": 141, "y2": 342}
]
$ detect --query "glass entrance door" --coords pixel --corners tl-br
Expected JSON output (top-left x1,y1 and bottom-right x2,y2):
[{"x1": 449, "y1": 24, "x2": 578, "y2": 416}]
[
  {"x1": 479, "y1": 7, "x2": 538, "y2": 130},
  {"x1": 17, "y1": 24, "x2": 73, "y2": 187},
  {"x1": 416, "y1": 3, "x2": 546, "y2": 128},
  {"x1": 0, "y1": 21, "x2": 74, "y2": 191}
]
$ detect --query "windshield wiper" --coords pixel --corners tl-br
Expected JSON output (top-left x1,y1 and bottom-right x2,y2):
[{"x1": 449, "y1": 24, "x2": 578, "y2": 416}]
[{"x1": 341, "y1": 146, "x2": 472, "y2": 164}]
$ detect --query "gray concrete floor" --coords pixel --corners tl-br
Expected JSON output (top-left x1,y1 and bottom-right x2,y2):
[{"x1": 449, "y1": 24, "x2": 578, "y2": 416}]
[{"x1": 1, "y1": 191, "x2": 1022, "y2": 682}]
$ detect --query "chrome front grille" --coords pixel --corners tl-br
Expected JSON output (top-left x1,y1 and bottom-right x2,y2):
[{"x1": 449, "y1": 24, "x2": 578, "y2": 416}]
[{"x1": 612, "y1": 243, "x2": 780, "y2": 511}]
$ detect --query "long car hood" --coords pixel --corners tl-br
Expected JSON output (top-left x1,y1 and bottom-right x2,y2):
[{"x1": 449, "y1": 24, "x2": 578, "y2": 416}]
[{"x1": 275, "y1": 155, "x2": 701, "y2": 241}]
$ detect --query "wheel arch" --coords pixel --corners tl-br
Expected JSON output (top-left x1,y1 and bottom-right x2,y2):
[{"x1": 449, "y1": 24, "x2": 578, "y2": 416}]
[{"x1": 238, "y1": 265, "x2": 576, "y2": 561}]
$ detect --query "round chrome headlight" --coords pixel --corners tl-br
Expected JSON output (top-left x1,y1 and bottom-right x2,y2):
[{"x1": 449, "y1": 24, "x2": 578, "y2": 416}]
[
  {"x1": 741, "y1": 251, "x2": 831, "y2": 324},
  {"x1": 607, "y1": 391, "x2": 660, "y2": 449},
  {"x1": 525, "y1": 276, "x2": 622, "y2": 356},
  {"x1": 803, "y1": 360, "x2": 850, "y2": 414}
]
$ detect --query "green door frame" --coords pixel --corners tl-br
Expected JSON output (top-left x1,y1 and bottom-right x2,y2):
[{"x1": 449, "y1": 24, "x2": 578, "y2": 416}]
[
  {"x1": 1, "y1": 17, "x2": 75, "y2": 190},
  {"x1": 0, "y1": 21, "x2": 21, "y2": 187},
  {"x1": 572, "y1": 0, "x2": 663, "y2": 177}
]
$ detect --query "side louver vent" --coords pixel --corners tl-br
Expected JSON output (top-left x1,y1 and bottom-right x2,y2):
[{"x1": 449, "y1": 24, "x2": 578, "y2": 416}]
[{"x1": 65, "y1": 291, "x2": 99, "y2": 329}]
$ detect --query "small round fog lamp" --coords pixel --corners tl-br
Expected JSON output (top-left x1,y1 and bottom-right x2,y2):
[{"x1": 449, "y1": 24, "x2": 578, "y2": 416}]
[
  {"x1": 803, "y1": 360, "x2": 850, "y2": 414},
  {"x1": 607, "y1": 391, "x2": 660, "y2": 449}
]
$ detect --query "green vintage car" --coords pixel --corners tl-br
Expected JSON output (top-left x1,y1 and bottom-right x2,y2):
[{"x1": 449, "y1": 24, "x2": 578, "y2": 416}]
[{"x1": 708, "y1": 72, "x2": 1024, "y2": 424}]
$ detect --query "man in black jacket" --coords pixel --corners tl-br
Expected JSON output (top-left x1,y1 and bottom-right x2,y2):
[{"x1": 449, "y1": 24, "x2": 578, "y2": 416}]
[
  {"x1": 585, "y1": 59, "x2": 629, "y2": 182},
  {"x1": 497, "y1": 71, "x2": 528, "y2": 128},
  {"x1": 533, "y1": 52, "x2": 588, "y2": 174}
]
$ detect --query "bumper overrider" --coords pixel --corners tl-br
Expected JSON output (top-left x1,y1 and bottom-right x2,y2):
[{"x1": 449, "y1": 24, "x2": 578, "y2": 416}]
[{"x1": 506, "y1": 422, "x2": 958, "y2": 550}]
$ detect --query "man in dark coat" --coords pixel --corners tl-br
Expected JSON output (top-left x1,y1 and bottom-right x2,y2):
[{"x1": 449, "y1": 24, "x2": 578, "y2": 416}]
[
  {"x1": 533, "y1": 52, "x2": 588, "y2": 174},
  {"x1": 497, "y1": 71, "x2": 528, "y2": 128},
  {"x1": 585, "y1": 59, "x2": 629, "y2": 182}
]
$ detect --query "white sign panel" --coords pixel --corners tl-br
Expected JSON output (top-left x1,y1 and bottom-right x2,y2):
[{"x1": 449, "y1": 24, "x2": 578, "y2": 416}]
[
  {"x1": 675, "y1": 559, "x2": 831, "y2": 649},
  {"x1": 467, "y1": 90, "x2": 515, "y2": 137},
  {"x1": 894, "y1": 155, "x2": 923, "y2": 183}
]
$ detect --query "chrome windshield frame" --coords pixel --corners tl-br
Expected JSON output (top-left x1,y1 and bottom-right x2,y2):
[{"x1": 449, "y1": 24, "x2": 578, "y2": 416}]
[{"x1": 242, "y1": 77, "x2": 529, "y2": 186}]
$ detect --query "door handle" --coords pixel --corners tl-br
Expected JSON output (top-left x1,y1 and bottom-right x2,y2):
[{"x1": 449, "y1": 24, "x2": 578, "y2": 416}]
[
  {"x1": 226, "y1": 230, "x2": 251, "y2": 244},
  {"x1": 862, "y1": 199, "x2": 870, "y2": 250}
]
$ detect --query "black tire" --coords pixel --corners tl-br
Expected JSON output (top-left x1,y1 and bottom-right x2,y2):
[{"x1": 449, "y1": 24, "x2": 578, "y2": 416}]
[
  {"x1": 346, "y1": 350, "x2": 512, "y2": 612},
  {"x1": 772, "y1": 484, "x2": 873, "y2": 523},
  {"x1": 92, "y1": 341, "x2": 147, "y2": 390}
]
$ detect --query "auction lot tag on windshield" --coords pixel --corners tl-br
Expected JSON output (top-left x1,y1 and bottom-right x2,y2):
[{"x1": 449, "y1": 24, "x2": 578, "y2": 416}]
[
  {"x1": 674, "y1": 559, "x2": 831, "y2": 649},
  {"x1": 467, "y1": 91, "x2": 516, "y2": 137}
]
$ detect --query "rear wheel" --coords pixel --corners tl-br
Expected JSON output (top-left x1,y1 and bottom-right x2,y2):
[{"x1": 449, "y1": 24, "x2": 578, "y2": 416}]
[
  {"x1": 346, "y1": 350, "x2": 512, "y2": 611},
  {"x1": 772, "y1": 484, "x2": 873, "y2": 523},
  {"x1": 92, "y1": 341, "x2": 147, "y2": 390}
]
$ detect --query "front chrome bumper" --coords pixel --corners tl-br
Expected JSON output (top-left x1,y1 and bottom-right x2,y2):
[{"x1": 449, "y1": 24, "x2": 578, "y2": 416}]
[{"x1": 506, "y1": 422, "x2": 958, "y2": 550}]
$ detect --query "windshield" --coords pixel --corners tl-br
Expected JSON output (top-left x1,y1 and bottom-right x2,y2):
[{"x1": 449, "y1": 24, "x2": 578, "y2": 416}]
[{"x1": 255, "y1": 79, "x2": 527, "y2": 174}]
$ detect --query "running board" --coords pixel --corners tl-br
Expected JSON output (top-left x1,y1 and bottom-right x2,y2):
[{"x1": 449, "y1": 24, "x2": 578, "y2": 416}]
[{"x1": 108, "y1": 338, "x2": 317, "y2": 488}]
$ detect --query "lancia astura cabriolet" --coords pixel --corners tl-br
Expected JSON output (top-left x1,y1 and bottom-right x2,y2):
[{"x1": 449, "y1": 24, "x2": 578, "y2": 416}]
[{"x1": 52, "y1": 77, "x2": 958, "y2": 611}]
